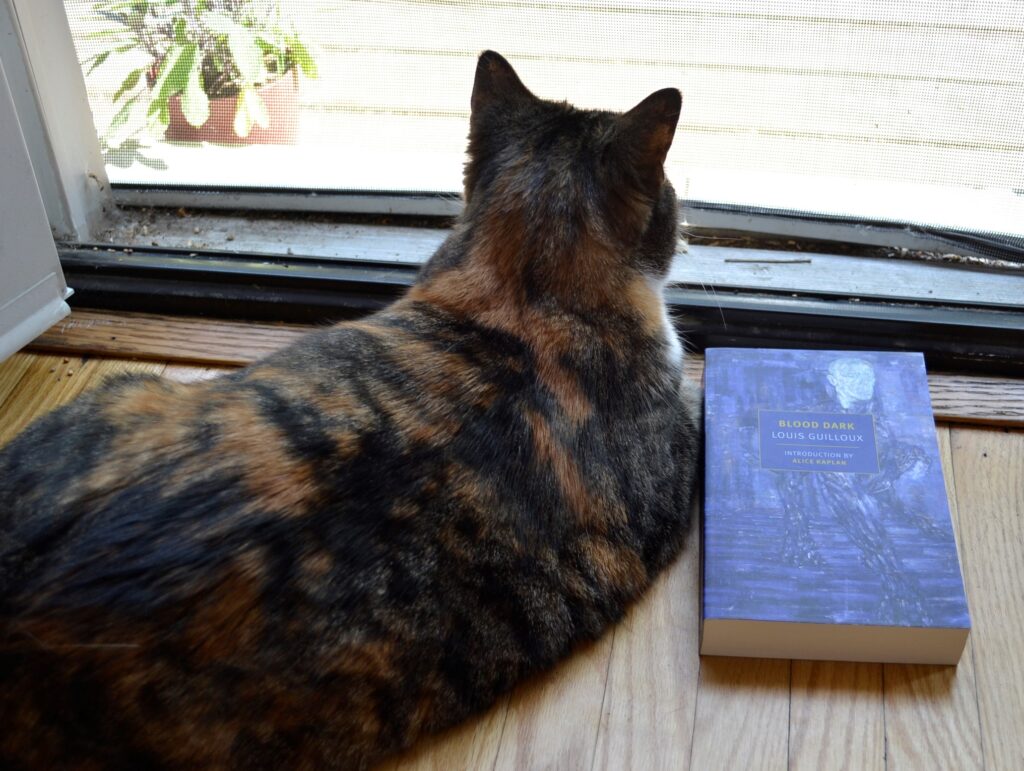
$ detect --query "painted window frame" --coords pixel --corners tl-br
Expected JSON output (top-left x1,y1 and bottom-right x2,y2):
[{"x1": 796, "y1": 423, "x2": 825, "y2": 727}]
[{"x1": 0, "y1": 34, "x2": 72, "y2": 360}]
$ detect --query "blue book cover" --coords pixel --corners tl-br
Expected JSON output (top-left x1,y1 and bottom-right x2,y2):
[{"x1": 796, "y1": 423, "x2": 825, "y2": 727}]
[{"x1": 702, "y1": 349, "x2": 970, "y2": 664}]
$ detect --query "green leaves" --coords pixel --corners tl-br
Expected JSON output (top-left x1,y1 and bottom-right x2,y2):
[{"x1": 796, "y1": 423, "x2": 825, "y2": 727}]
[
  {"x1": 172, "y1": 17, "x2": 187, "y2": 45},
  {"x1": 105, "y1": 94, "x2": 148, "y2": 149},
  {"x1": 142, "y1": 42, "x2": 209, "y2": 130},
  {"x1": 93, "y1": 0, "x2": 151, "y2": 12},
  {"x1": 233, "y1": 86, "x2": 269, "y2": 138},
  {"x1": 112, "y1": 67, "x2": 143, "y2": 103},
  {"x1": 147, "y1": 42, "x2": 197, "y2": 129},
  {"x1": 88, "y1": 0, "x2": 319, "y2": 145},
  {"x1": 181, "y1": 57, "x2": 210, "y2": 128},
  {"x1": 82, "y1": 42, "x2": 137, "y2": 76},
  {"x1": 286, "y1": 35, "x2": 318, "y2": 79},
  {"x1": 203, "y1": 12, "x2": 265, "y2": 85},
  {"x1": 86, "y1": 51, "x2": 111, "y2": 75},
  {"x1": 228, "y1": 28, "x2": 266, "y2": 85}
]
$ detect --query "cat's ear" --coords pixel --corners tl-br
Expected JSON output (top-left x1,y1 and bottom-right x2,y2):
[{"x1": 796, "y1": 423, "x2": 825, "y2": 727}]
[
  {"x1": 614, "y1": 88, "x2": 682, "y2": 193},
  {"x1": 471, "y1": 51, "x2": 535, "y2": 116}
]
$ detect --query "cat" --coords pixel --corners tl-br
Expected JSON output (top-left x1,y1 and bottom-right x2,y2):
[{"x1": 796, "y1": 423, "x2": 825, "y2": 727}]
[{"x1": 0, "y1": 51, "x2": 699, "y2": 770}]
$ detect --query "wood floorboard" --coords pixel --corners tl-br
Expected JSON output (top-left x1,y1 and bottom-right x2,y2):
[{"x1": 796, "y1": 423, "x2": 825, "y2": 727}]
[
  {"x1": 493, "y1": 634, "x2": 614, "y2": 771},
  {"x1": 950, "y1": 427, "x2": 1024, "y2": 771},
  {"x1": 377, "y1": 695, "x2": 510, "y2": 771},
  {"x1": 0, "y1": 349, "x2": 1022, "y2": 770},
  {"x1": 688, "y1": 656, "x2": 791, "y2": 771},
  {"x1": 882, "y1": 428, "x2": 984, "y2": 771},
  {"x1": 788, "y1": 661, "x2": 884, "y2": 771},
  {"x1": 29, "y1": 309, "x2": 1024, "y2": 427},
  {"x1": 0, "y1": 353, "x2": 35, "y2": 408},
  {"x1": 592, "y1": 502, "x2": 701, "y2": 771},
  {"x1": 29, "y1": 309, "x2": 310, "y2": 367},
  {"x1": 0, "y1": 354, "x2": 165, "y2": 447}
]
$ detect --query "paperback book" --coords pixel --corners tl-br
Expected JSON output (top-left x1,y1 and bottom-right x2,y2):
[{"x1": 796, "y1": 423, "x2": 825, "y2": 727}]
[{"x1": 701, "y1": 348, "x2": 970, "y2": 664}]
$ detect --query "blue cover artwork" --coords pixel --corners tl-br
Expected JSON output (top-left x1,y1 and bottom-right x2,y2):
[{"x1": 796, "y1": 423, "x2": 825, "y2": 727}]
[{"x1": 704, "y1": 349, "x2": 970, "y2": 629}]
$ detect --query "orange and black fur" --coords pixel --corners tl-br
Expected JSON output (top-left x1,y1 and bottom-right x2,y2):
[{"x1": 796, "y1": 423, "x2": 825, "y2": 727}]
[{"x1": 0, "y1": 52, "x2": 699, "y2": 769}]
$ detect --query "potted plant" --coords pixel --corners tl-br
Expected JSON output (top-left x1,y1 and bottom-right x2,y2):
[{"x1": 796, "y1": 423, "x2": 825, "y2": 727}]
[{"x1": 84, "y1": 0, "x2": 318, "y2": 148}]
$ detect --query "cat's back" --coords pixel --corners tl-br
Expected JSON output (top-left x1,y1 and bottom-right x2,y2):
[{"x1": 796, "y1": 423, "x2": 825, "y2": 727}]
[
  {"x1": 0, "y1": 320, "x2": 469, "y2": 769},
  {"x1": 0, "y1": 46, "x2": 700, "y2": 767}
]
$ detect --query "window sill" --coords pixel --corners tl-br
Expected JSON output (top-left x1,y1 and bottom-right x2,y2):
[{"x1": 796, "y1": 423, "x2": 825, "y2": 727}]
[
  {"x1": 55, "y1": 207, "x2": 1024, "y2": 375},
  {"x1": 91, "y1": 207, "x2": 1023, "y2": 308},
  {"x1": 28, "y1": 307, "x2": 1024, "y2": 428}
]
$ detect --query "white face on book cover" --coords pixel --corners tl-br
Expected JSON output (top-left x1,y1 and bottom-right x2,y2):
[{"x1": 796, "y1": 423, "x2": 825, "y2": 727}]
[{"x1": 827, "y1": 358, "x2": 876, "y2": 408}]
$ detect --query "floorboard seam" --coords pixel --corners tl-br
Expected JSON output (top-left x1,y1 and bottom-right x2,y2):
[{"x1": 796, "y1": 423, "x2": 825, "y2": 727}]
[
  {"x1": 588, "y1": 627, "x2": 617, "y2": 771},
  {"x1": 947, "y1": 428, "x2": 988, "y2": 771}
]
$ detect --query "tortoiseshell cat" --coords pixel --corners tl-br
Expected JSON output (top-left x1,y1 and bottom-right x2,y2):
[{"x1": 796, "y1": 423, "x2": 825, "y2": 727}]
[{"x1": 0, "y1": 52, "x2": 698, "y2": 769}]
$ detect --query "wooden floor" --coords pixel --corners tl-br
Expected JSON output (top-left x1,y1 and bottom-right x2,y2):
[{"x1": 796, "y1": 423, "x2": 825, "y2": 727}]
[{"x1": 1, "y1": 345, "x2": 1022, "y2": 770}]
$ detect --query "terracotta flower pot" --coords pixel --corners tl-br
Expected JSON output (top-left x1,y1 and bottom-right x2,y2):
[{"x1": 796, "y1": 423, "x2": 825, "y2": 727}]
[{"x1": 165, "y1": 70, "x2": 299, "y2": 145}]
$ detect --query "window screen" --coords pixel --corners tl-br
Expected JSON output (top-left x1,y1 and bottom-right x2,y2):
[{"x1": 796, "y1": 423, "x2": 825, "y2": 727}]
[{"x1": 65, "y1": 1, "x2": 1024, "y2": 244}]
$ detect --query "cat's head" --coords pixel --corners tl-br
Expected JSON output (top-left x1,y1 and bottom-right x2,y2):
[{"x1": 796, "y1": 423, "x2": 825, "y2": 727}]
[{"x1": 463, "y1": 51, "x2": 681, "y2": 288}]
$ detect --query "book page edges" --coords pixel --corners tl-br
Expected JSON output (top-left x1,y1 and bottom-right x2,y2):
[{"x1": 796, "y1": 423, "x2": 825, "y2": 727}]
[{"x1": 700, "y1": 618, "x2": 969, "y2": 665}]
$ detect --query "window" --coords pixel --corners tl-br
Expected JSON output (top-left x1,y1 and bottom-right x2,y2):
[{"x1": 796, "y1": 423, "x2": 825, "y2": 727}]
[
  {"x1": 4, "y1": 1, "x2": 1023, "y2": 371},
  {"x1": 62, "y1": 0, "x2": 1023, "y2": 253}
]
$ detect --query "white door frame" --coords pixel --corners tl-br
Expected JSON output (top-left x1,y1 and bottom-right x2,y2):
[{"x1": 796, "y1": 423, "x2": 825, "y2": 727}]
[
  {"x1": 0, "y1": 52, "x2": 72, "y2": 362},
  {"x1": 0, "y1": 0, "x2": 110, "y2": 242}
]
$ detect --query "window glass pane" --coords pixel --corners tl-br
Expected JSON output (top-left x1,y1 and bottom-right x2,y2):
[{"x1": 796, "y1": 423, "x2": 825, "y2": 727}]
[{"x1": 64, "y1": 1, "x2": 1024, "y2": 243}]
